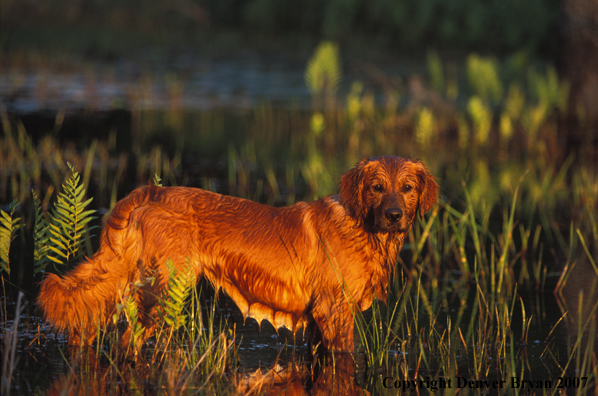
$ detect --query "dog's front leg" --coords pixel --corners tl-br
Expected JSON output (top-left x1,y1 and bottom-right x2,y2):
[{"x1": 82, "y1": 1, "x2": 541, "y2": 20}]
[{"x1": 311, "y1": 299, "x2": 356, "y2": 352}]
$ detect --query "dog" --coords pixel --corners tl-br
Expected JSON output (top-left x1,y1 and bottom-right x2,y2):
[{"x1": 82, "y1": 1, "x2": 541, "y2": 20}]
[{"x1": 38, "y1": 156, "x2": 437, "y2": 352}]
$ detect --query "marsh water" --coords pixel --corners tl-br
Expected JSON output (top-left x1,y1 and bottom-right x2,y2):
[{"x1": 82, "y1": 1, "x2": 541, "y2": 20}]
[
  {"x1": 1, "y1": 54, "x2": 422, "y2": 113},
  {"x1": 4, "y1": 267, "x2": 595, "y2": 394},
  {"x1": 1, "y1": 56, "x2": 312, "y2": 113},
  {"x1": 1, "y1": 55, "x2": 598, "y2": 394}
]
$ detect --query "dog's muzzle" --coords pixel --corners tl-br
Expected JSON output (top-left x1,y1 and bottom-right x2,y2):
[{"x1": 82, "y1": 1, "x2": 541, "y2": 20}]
[{"x1": 384, "y1": 207, "x2": 403, "y2": 223}]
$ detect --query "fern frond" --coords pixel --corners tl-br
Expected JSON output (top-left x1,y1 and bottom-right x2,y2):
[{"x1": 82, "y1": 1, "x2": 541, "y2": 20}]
[
  {"x1": 427, "y1": 50, "x2": 444, "y2": 94},
  {"x1": 161, "y1": 258, "x2": 197, "y2": 329},
  {"x1": 114, "y1": 286, "x2": 146, "y2": 352},
  {"x1": 305, "y1": 41, "x2": 342, "y2": 95},
  {"x1": 123, "y1": 294, "x2": 145, "y2": 350},
  {"x1": 152, "y1": 174, "x2": 163, "y2": 187},
  {"x1": 467, "y1": 96, "x2": 492, "y2": 146},
  {"x1": 0, "y1": 199, "x2": 20, "y2": 275},
  {"x1": 466, "y1": 54, "x2": 502, "y2": 104},
  {"x1": 47, "y1": 162, "x2": 97, "y2": 271},
  {"x1": 415, "y1": 107, "x2": 436, "y2": 146},
  {"x1": 32, "y1": 191, "x2": 50, "y2": 275}
]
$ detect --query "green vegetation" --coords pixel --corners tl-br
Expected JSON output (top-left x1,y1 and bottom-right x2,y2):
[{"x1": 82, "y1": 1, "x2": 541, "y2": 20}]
[
  {"x1": 0, "y1": 200, "x2": 20, "y2": 275},
  {"x1": 46, "y1": 163, "x2": 97, "y2": 272},
  {"x1": 1, "y1": 43, "x2": 597, "y2": 394},
  {"x1": 0, "y1": 0, "x2": 559, "y2": 61}
]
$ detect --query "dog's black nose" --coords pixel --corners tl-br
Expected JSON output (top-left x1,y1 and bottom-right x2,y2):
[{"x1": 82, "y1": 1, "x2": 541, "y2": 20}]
[{"x1": 385, "y1": 208, "x2": 403, "y2": 222}]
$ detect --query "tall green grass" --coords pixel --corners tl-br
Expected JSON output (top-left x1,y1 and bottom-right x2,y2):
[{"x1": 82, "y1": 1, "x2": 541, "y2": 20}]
[{"x1": 0, "y1": 46, "x2": 597, "y2": 394}]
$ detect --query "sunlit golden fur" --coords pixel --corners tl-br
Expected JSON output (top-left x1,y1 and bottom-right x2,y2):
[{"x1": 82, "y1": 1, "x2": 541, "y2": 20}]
[{"x1": 38, "y1": 156, "x2": 437, "y2": 351}]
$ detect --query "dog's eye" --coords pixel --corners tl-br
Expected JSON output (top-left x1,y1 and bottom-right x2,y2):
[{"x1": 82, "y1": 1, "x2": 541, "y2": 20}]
[
  {"x1": 403, "y1": 184, "x2": 413, "y2": 192},
  {"x1": 373, "y1": 184, "x2": 384, "y2": 192}
]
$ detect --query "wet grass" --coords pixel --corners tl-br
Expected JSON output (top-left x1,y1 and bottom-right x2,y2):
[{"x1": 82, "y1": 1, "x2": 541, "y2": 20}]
[{"x1": 1, "y1": 51, "x2": 598, "y2": 394}]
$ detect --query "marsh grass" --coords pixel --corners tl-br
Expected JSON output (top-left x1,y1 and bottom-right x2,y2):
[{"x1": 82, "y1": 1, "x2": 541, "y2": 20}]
[
  {"x1": 352, "y1": 173, "x2": 596, "y2": 393},
  {"x1": 36, "y1": 266, "x2": 239, "y2": 395},
  {"x1": 1, "y1": 50, "x2": 597, "y2": 394}
]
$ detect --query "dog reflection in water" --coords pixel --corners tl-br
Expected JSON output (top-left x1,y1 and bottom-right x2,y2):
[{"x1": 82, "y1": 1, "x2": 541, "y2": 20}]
[{"x1": 45, "y1": 353, "x2": 367, "y2": 395}]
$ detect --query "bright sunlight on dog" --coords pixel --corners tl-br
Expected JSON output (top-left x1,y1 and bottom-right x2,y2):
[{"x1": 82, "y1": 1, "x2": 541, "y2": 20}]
[{"x1": 38, "y1": 156, "x2": 438, "y2": 352}]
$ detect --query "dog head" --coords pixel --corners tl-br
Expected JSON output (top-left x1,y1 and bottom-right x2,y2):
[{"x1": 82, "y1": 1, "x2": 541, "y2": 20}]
[{"x1": 339, "y1": 156, "x2": 438, "y2": 233}]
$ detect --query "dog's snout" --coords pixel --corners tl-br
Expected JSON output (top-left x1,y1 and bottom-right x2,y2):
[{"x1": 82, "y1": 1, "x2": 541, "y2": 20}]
[{"x1": 385, "y1": 208, "x2": 403, "y2": 222}]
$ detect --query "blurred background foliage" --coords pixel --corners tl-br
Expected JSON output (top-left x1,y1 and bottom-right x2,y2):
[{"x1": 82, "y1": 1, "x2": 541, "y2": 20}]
[{"x1": 0, "y1": 0, "x2": 559, "y2": 60}]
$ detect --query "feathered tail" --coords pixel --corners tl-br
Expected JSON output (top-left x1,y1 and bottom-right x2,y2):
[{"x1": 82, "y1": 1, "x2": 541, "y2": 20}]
[{"x1": 37, "y1": 185, "x2": 160, "y2": 345}]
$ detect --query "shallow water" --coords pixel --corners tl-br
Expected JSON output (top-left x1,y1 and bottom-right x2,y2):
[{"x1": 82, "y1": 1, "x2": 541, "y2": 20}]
[
  {"x1": 1, "y1": 56, "x2": 310, "y2": 113},
  {"x1": 2, "y1": 277, "x2": 589, "y2": 394}
]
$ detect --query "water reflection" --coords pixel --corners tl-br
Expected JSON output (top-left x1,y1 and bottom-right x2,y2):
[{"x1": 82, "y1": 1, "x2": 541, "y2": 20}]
[
  {"x1": 555, "y1": 256, "x2": 598, "y2": 362},
  {"x1": 41, "y1": 347, "x2": 365, "y2": 395},
  {"x1": 237, "y1": 355, "x2": 366, "y2": 395},
  {"x1": 1, "y1": 57, "x2": 311, "y2": 113}
]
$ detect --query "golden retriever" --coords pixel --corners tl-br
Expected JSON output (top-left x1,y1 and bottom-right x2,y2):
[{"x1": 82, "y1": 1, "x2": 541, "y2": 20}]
[{"x1": 38, "y1": 156, "x2": 437, "y2": 351}]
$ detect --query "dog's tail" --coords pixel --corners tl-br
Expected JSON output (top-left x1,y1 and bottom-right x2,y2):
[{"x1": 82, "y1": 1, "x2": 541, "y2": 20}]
[
  {"x1": 37, "y1": 253, "x2": 123, "y2": 345},
  {"x1": 37, "y1": 185, "x2": 159, "y2": 345}
]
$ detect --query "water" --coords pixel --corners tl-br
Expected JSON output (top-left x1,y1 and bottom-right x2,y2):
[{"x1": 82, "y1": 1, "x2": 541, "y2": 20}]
[
  {"x1": 1, "y1": 55, "x2": 597, "y2": 394},
  {"x1": 3, "y1": 281, "x2": 585, "y2": 394},
  {"x1": 0, "y1": 53, "x2": 425, "y2": 115},
  {"x1": 1, "y1": 56, "x2": 312, "y2": 114}
]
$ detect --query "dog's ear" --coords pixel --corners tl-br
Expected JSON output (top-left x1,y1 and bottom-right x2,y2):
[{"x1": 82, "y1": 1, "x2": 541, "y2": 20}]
[
  {"x1": 340, "y1": 159, "x2": 371, "y2": 220},
  {"x1": 415, "y1": 162, "x2": 438, "y2": 218}
]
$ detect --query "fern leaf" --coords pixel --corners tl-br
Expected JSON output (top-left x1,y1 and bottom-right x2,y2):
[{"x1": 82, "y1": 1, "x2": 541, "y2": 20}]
[
  {"x1": 80, "y1": 198, "x2": 94, "y2": 211},
  {"x1": 33, "y1": 191, "x2": 50, "y2": 274},
  {"x1": 305, "y1": 41, "x2": 342, "y2": 95},
  {"x1": 119, "y1": 289, "x2": 146, "y2": 352},
  {"x1": 427, "y1": 50, "x2": 445, "y2": 94},
  {"x1": 466, "y1": 54, "x2": 503, "y2": 104},
  {"x1": 47, "y1": 162, "x2": 97, "y2": 271},
  {"x1": 0, "y1": 199, "x2": 21, "y2": 275},
  {"x1": 152, "y1": 174, "x2": 163, "y2": 187},
  {"x1": 75, "y1": 216, "x2": 95, "y2": 230},
  {"x1": 47, "y1": 255, "x2": 66, "y2": 265},
  {"x1": 75, "y1": 183, "x2": 85, "y2": 199},
  {"x1": 48, "y1": 232, "x2": 68, "y2": 250},
  {"x1": 160, "y1": 258, "x2": 196, "y2": 329},
  {"x1": 1, "y1": 211, "x2": 12, "y2": 223}
]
